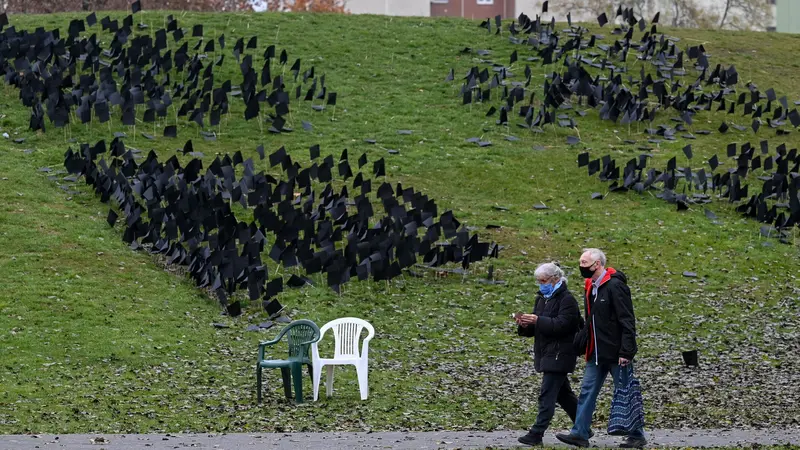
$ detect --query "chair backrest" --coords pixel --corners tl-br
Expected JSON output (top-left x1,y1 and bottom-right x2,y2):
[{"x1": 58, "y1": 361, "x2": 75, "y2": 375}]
[
  {"x1": 319, "y1": 317, "x2": 375, "y2": 359},
  {"x1": 285, "y1": 320, "x2": 321, "y2": 359}
]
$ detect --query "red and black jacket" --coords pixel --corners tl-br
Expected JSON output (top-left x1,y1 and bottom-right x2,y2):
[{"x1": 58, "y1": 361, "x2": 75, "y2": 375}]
[{"x1": 577, "y1": 268, "x2": 638, "y2": 364}]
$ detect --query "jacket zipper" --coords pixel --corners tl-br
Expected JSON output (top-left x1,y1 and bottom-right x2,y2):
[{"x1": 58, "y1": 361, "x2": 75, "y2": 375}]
[
  {"x1": 592, "y1": 289, "x2": 599, "y2": 365},
  {"x1": 544, "y1": 296, "x2": 561, "y2": 361}
]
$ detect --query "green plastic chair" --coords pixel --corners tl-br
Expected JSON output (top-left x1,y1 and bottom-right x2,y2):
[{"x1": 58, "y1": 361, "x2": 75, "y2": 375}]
[{"x1": 256, "y1": 319, "x2": 320, "y2": 404}]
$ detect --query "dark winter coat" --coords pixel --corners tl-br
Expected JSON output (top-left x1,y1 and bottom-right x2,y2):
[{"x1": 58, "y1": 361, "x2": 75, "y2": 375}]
[
  {"x1": 573, "y1": 268, "x2": 638, "y2": 364},
  {"x1": 517, "y1": 282, "x2": 583, "y2": 374}
]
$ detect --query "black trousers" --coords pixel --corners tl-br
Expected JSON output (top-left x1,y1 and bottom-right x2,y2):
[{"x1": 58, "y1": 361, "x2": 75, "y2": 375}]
[{"x1": 529, "y1": 372, "x2": 578, "y2": 434}]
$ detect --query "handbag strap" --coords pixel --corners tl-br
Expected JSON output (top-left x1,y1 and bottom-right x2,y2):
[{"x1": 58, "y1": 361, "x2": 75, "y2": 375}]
[{"x1": 617, "y1": 363, "x2": 634, "y2": 384}]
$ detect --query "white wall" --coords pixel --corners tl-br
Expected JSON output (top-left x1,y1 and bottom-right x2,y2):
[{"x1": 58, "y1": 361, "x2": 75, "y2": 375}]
[
  {"x1": 388, "y1": 0, "x2": 429, "y2": 16},
  {"x1": 516, "y1": 0, "x2": 774, "y2": 30},
  {"x1": 345, "y1": 0, "x2": 430, "y2": 16},
  {"x1": 515, "y1": 0, "x2": 592, "y2": 22},
  {"x1": 345, "y1": 0, "x2": 384, "y2": 14},
  {"x1": 515, "y1": 0, "x2": 546, "y2": 21}
]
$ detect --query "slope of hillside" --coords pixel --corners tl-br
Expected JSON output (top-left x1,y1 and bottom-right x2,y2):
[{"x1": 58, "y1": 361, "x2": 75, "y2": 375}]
[{"x1": 0, "y1": 11, "x2": 798, "y2": 433}]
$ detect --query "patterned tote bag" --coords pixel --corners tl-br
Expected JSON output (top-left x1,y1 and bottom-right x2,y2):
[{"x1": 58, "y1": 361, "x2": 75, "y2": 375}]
[{"x1": 607, "y1": 364, "x2": 646, "y2": 436}]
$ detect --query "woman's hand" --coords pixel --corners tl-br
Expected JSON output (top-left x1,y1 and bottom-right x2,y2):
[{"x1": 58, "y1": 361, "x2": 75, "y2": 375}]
[{"x1": 516, "y1": 314, "x2": 538, "y2": 326}]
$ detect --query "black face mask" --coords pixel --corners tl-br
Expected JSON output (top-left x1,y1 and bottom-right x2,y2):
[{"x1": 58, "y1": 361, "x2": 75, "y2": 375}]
[{"x1": 579, "y1": 264, "x2": 596, "y2": 279}]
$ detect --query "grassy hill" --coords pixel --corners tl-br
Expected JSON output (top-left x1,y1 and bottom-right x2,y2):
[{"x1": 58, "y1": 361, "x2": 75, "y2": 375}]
[{"x1": 0, "y1": 11, "x2": 799, "y2": 434}]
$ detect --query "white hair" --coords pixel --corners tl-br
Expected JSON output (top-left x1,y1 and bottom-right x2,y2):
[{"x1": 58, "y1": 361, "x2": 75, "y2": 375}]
[
  {"x1": 582, "y1": 248, "x2": 606, "y2": 266},
  {"x1": 534, "y1": 262, "x2": 566, "y2": 283}
]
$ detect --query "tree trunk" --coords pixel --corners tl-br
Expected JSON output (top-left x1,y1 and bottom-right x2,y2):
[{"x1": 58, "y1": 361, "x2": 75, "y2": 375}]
[
  {"x1": 719, "y1": 0, "x2": 732, "y2": 29},
  {"x1": 672, "y1": 0, "x2": 680, "y2": 26}
]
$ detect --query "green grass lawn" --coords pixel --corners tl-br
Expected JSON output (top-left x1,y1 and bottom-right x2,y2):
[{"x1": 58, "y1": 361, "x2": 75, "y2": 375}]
[{"x1": 0, "y1": 11, "x2": 799, "y2": 434}]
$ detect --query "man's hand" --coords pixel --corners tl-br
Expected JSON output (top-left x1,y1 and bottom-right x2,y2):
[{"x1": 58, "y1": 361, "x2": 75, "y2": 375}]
[{"x1": 618, "y1": 357, "x2": 630, "y2": 367}]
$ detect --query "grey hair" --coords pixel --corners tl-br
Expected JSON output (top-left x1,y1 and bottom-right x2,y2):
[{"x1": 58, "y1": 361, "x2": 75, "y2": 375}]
[
  {"x1": 583, "y1": 248, "x2": 607, "y2": 266},
  {"x1": 534, "y1": 262, "x2": 566, "y2": 283}
]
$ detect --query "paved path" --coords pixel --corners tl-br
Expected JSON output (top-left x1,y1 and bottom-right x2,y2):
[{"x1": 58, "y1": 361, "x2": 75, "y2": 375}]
[{"x1": 2, "y1": 429, "x2": 799, "y2": 449}]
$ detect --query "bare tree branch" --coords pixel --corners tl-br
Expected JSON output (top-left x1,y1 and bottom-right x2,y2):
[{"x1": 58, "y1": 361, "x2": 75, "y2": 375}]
[{"x1": 723, "y1": 0, "x2": 773, "y2": 31}]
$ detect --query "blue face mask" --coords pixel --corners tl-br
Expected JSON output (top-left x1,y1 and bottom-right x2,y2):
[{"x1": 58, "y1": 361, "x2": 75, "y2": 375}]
[{"x1": 539, "y1": 279, "x2": 563, "y2": 299}]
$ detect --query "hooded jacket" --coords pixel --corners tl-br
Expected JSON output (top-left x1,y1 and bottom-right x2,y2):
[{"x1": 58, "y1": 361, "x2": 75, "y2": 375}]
[
  {"x1": 518, "y1": 282, "x2": 582, "y2": 373},
  {"x1": 576, "y1": 268, "x2": 638, "y2": 364}
]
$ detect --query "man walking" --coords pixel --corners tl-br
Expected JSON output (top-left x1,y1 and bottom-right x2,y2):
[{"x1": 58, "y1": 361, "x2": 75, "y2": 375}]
[{"x1": 556, "y1": 248, "x2": 647, "y2": 449}]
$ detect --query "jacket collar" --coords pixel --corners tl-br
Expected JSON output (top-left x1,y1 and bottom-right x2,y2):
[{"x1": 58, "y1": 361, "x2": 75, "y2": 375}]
[
  {"x1": 551, "y1": 280, "x2": 568, "y2": 297},
  {"x1": 583, "y1": 267, "x2": 616, "y2": 293}
]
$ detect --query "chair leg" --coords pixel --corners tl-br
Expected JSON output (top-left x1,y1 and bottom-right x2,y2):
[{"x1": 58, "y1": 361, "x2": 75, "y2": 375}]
[
  {"x1": 312, "y1": 364, "x2": 322, "y2": 401},
  {"x1": 356, "y1": 362, "x2": 369, "y2": 400},
  {"x1": 280, "y1": 367, "x2": 292, "y2": 399},
  {"x1": 291, "y1": 363, "x2": 304, "y2": 404},
  {"x1": 256, "y1": 364, "x2": 263, "y2": 404},
  {"x1": 325, "y1": 365, "x2": 334, "y2": 398}
]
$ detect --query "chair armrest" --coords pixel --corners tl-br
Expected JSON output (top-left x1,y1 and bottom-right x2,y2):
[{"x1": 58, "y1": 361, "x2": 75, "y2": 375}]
[
  {"x1": 361, "y1": 337, "x2": 371, "y2": 359},
  {"x1": 258, "y1": 338, "x2": 282, "y2": 361},
  {"x1": 298, "y1": 336, "x2": 321, "y2": 346},
  {"x1": 259, "y1": 338, "x2": 282, "y2": 347},
  {"x1": 258, "y1": 322, "x2": 296, "y2": 359},
  {"x1": 361, "y1": 325, "x2": 375, "y2": 358}
]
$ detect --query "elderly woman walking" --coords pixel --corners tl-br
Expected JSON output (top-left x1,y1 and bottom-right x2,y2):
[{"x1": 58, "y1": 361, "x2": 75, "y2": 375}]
[{"x1": 515, "y1": 262, "x2": 583, "y2": 447}]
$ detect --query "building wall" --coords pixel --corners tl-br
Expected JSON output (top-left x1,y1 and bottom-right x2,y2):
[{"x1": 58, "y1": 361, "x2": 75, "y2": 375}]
[
  {"x1": 515, "y1": 0, "x2": 595, "y2": 22},
  {"x1": 776, "y1": 0, "x2": 800, "y2": 33},
  {"x1": 343, "y1": 0, "x2": 779, "y2": 28},
  {"x1": 430, "y1": 0, "x2": 457, "y2": 18},
  {"x1": 515, "y1": 0, "x2": 777, "y2": 30},
  {"x1": 389, "y1": 0, "x2": 430, "y2": 16},
  {"x1": 345, "y1": 0, "x2": 430, "y2": 16},
  {"x1": 345, "y1": 0, "x2": 383, "y2": 14},
  {"x1": 515, "y1": 0, "x2": 547, "y2": 20},
  {"x1": 431, "y1": 0, "x2": 515, "y2": 20},
  {"x1": 430, "y1": 0, "x2": 458, "y2": 18}
]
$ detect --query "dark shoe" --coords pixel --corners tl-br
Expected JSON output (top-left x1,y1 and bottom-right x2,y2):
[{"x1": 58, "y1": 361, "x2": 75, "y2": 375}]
[
  {"x1": 620, "y1": 436, "x2": 648, "y2": 449},
  {"x1": 518, "y1": 432, "x2": 543, "y2": 446},
  {"x1": 556, "y1": 433, "x2": 590, "y2": 448}
]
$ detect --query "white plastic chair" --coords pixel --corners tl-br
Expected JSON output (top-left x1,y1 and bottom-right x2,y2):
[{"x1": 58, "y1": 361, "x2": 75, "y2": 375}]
[{"x1": 311, "y1": 317, "x2": 375, "y2": 401}]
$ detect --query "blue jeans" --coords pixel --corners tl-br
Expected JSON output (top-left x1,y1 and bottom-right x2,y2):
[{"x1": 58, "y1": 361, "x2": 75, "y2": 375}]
[{"x1": 570, "y1": 359, "x2": 646, "y2": 440}]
